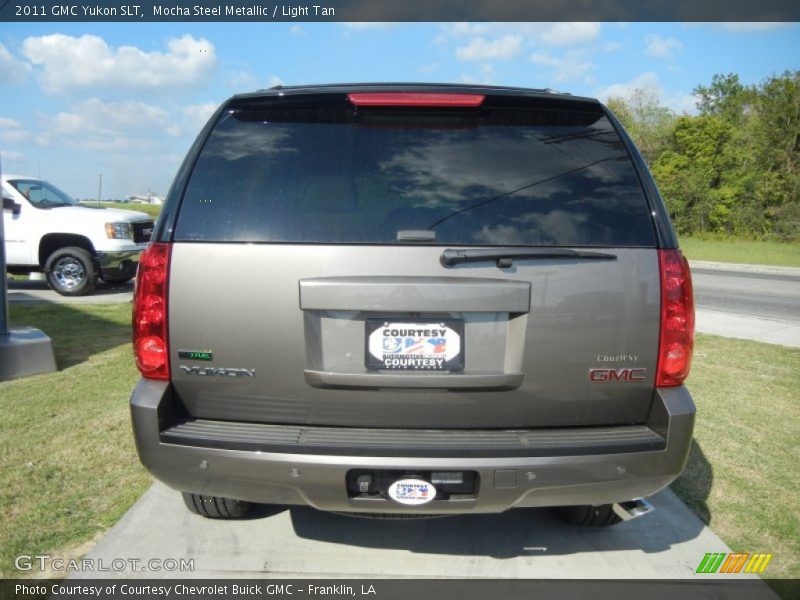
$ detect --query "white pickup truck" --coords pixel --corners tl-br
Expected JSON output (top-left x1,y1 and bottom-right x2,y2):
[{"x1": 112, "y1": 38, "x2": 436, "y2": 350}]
[{"x1": 2, "y1": 174, "x2": 154, "y2": 296}]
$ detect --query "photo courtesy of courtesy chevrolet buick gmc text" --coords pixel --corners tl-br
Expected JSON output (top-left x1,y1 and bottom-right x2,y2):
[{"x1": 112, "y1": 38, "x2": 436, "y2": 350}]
[{"x1": 130, "y1": 83, "x2": 695, "y2": 525}]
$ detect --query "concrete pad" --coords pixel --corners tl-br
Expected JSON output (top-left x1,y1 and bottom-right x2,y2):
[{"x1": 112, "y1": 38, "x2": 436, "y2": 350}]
[
  {"x1": 0, "y1": 327, "x2": 57, "y2": 380},
  {"x1": 74, "y1": 482, "x2": 745, "y2": 580},
  {"x1": 696, "y1": 309, "x2": 800, "y2": 348}
]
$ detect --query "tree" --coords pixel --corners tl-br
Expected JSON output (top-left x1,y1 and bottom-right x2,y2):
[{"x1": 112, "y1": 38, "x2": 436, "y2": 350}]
[
  {"x1": 749, "y1": 71, "x2": 800, "y2": 240},
  {"x1": 609, "y1": 72, "x2": 799, "y2": 241},
  {"x1": 606, "y1": 87, "x2": 675, "y2": 165},
  {"x1": 694, "y1": 73, "x2": 750, "y2": 124}
]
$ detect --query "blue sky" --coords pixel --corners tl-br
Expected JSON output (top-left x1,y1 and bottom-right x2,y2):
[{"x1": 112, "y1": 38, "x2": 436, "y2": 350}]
[{"x1": 0, "y1": 21, "x2": 798, "y2": 199}]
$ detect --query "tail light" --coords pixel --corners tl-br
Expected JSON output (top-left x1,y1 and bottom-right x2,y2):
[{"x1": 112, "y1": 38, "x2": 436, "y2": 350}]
[
  {"x1": 347, "y1": 92, "x2": 485, "y2": 107},
  {"x1": 133, "y1": 243, "x2": 171, "y2": 379},
  {"x1": 656, "y1": 249, "x2": 695, "y2": 387}
]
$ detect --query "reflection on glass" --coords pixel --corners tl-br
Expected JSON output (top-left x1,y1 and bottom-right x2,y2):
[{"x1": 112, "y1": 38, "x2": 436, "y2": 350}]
[{"x1": 177, "y1": 107, "x2": 655, "y2": 247}]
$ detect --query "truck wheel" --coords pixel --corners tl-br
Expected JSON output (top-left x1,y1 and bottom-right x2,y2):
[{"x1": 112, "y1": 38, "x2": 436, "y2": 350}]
[
  {"x1": 555, "y1": 504, "x2": 622, "y2": 526},
  {"x1": 182, "y1": 492, "x2": 252, "y2": 519},
  {"x1": 45, "y1": 247, "x2": 98, "y2": 296}
]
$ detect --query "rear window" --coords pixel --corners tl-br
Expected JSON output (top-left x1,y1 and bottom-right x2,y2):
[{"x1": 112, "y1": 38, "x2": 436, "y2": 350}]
[{"x1": 174, "y1": 101, "x2": 656, "y2": 247}]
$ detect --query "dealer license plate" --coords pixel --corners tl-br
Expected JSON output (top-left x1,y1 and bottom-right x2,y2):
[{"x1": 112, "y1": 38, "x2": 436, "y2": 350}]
[{"x1": 365, "y1": 320, "x2": 464, "y2": 371}]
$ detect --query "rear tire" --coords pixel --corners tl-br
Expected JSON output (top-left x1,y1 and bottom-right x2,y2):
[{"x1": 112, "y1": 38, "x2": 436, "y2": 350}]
[
  {"x1": 182, "y1": 492, "x2": 252, "y2": 519},
  {"x1": 45, "y1": 247, "x2": 98, "y2": 296},
  {"x1": 555, "y1": 504, "x2": 622, "y2": 526}
]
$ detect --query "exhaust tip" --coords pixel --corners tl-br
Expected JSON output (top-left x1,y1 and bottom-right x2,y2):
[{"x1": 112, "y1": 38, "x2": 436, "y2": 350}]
[{"x1": 613, "y1": 498, "x2": 654, "y2": 521}]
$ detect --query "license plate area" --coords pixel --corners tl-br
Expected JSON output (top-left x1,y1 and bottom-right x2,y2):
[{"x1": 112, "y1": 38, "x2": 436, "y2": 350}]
[
  {"x1": 365, "y1": 319, "x2": 465, "y2": 371},
  {"x1": 346, "y1": 470, "x2": 479, "y2": 500}
]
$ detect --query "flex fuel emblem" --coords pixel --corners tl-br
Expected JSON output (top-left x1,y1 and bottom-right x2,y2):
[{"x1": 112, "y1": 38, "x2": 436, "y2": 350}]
[
  {"x1": 387, "y1": 479, "x2": 437, "y2": 505},
  {"x1": 178, "y1": 350, "x2": 213, "y2": 361}
]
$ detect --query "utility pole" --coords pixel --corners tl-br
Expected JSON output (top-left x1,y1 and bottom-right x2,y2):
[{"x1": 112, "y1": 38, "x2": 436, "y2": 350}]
[
  {"x1": 0, "y1": 153, "x2": 56, "y2": 380},
  {"x1": 0, "y1": 159, "x2": 8, "y2": 338},
  {"x1": 98, "y1": 173, "x2": 103, "y2": 203}
]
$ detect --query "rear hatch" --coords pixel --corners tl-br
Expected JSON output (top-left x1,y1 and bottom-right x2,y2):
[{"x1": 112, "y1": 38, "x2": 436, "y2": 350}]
[{"x1": 166, "y1": 89, "x2": 661, "y2": 429}]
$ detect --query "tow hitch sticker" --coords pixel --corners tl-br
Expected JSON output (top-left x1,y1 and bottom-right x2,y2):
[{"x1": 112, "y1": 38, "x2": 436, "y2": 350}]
[{"x1": 387, "y1": 479, "x2": 437, "y2": 505}]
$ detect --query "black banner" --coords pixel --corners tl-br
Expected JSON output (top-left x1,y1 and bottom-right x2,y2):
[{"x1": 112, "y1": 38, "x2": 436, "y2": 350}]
[
  {"x1": 1, "y1": 0, "x2": 800, "y2": 23},
  {"x1": 1, "y1": 579, "x2": 796, "y2": 600}
]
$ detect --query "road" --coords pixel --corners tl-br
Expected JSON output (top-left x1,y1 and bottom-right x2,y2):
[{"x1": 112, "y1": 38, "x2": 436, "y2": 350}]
[
  {"x1": 691, "y1": 265, "x2": 800, "y2": 322},
  {"x1": 689, "y1": 261, "x2": 800, "y2": 347}
]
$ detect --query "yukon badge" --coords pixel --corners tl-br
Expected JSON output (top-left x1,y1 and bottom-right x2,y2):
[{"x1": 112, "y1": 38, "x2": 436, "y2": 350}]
[{"x1": 179, "y1": 366, "x2": 256, "y2": 378}]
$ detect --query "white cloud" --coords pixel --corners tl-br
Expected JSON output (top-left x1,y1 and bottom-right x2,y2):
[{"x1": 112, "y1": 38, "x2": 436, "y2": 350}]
[
  {"x1": 0, "y1": 117, "x2": 30, "y2": 144},
  {"x1": 442, "y1": 23, "x2": 602, "y2": 65},
  {"x1": 418, "y1": 62, "x2": 440, "y2": 74},
  {"x1": 645, "y1": 35, "x2": 683, "y2": 59},
  {"x1": 541, "y1": 22, "x2": 601, "y2": 46},
  {"x1": 437, "y1": 23, "x2": 490, "y2": 41},
  {"x1": 672, "y1": 94, "x2": 700, "y2": 114},
  {"x1": 714, "y1": 22, "x2": 791, "y2": 32},
  {"x1": 0, "y1": 117, "x2": 23, "y2": 129},
  {"x1": 341, "y1": 22, "x2": 395, "y2": 30},
  {"x1": 228, "y1": 69, "x2": 257, "y2": 89},
  {"x1": 0, "y1": 129, "x2": 29, "y2": 143},
  {"x1": 22, "y1": 34, "x2": 216, "y2": 94},
  {"x1": 183, "y1": 102, "x2": 218, "y2": 131},
  {"x1": 458, "y1": 64, "x2": 496, "y2": 85},
  {"x1": 267, "y1": 75, "x2": 284, "y2": 88},
  {"x1": 440, "y1": 23, "x2": 601, "y2": 47},
  {"x1": 0, "y1": 43, "x2": 30, "y2": 84},
  {"x1": 456, "y1": 34, "x2": 523, "y2": 61},
  {"x1": 46, "y1": 98, "x2": 179, "y2": 149},
  {"x1": 594, "y1": 72, "x2": 661, "y2": 103},
  {"x1": 531, "y1": 51, "x2": 593, "y2": 83},
  {"x1": 289, "y1": 25, "x2": 306, "y2": 35},
  {"x1": 0, "y1": 150, "x2": 24, "y2": 162},
  {"x1": 594, "y1": 73, "x2": 697, "y2": 114}
]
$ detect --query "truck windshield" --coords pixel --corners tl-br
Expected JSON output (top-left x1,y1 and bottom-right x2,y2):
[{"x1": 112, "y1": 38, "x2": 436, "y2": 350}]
[{"x1": 10, "y1": 179, "x2": 79, "y2": 208}]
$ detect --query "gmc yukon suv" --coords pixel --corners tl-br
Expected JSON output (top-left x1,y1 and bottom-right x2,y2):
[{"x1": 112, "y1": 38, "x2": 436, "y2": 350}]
[{"x1": 130, "y1": 84, "x2": 695, "y2": 525}]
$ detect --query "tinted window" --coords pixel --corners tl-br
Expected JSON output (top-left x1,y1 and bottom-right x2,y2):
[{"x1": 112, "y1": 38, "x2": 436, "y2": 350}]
[{"x1": 175, "y1": 104, "x2": 656, "y2": 247}]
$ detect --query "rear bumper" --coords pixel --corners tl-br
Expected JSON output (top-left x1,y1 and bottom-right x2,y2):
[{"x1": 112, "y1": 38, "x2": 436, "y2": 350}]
[{"x1": 130, "y1": 380, "x2": 695, "y2": 514}]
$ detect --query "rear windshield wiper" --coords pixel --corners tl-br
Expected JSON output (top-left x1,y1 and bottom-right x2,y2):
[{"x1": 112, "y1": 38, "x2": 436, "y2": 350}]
[{"x1": 440, "y1": 248, "x2": 617, "y2": 268}]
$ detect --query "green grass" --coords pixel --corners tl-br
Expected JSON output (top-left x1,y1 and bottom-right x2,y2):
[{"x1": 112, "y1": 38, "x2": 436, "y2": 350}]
[
  {"x1": 0, "y1": 303, "x2": 151, "y2": 578},
  {"x1": 672, "y1": 333, "x2": 800, "y2": 586},
  {"x1": 679, "y1": 236, "x2": 800, "y2": 267},
  {"x1": 1, "y1": 307, "x2": 797, "y2": 586},
  {"x1": 83, "y1": 202, "x2": 161, "y2": 218}
]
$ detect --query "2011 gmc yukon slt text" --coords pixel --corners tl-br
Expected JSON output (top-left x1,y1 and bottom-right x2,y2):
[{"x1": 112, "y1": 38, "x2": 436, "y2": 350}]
[{"x1": 130, "y1": 84, "x2": 695, "y2": 525}]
